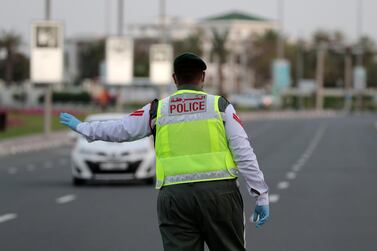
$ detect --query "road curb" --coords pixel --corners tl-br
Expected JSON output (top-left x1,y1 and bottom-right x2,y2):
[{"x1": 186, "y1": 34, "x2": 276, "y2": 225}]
[
  {"x1": 239, "y1": 110, "x2": 340, "y2": 121},
  {"x1": 0, "y1": 131, "x2": 72, "y2": 157}
]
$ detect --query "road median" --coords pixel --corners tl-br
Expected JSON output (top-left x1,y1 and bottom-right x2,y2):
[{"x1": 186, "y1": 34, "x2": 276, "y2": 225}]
[
  {"x1": 0, "y1": 131, "x2": 72, "y2": 157},
  {"x1": 0, "y1": 110, "x2": 341, "y2": 157},
  {"x1": 239, "y1": 110, "x2": 340, "y2": 121}
]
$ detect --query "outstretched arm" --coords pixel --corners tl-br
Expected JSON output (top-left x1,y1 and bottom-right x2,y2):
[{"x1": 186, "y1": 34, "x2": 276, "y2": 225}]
[
  {"x1": 222, "y1": 102, "x2": 269, "y2": 228},
  {"x1": 60, "y1": 104, "x2": 152, "y2": 142}
]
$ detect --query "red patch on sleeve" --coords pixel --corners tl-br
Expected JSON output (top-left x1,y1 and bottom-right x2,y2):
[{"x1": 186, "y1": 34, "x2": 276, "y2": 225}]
[
  {"x1": 233, "y1": 113, "x2": 243, "y2": 127},
  {"x1": 130, "y1": 109, "x2": 144, "y2": 117}
]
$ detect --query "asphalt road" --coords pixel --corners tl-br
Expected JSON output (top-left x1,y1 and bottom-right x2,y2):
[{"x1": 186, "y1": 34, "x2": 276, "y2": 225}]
[{"x1": 1, "y1": 114, "x2": 376, "y2": 251}]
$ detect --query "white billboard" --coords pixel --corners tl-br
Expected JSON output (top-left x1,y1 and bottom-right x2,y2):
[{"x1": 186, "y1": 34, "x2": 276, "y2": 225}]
[
  {"x1": 106, "y1": 37, "x2": 133, "y2": 85},
  {"x1": 150, "y1": 44, "x2": 173, "y2": 85},
  {"x1": 31, "y1": 21, "x2": 64, "y2": 83}
]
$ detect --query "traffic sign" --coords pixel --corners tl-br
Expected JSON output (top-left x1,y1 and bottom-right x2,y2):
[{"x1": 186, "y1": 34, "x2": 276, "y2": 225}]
[
  {"x1": 31, "y1": 21, "x2": 64, "y2": 83},
  {"x1": 150, "y1": 44, "x2": 173, "y2": 85},
  {"x1": 106, "y1": 37, "x2": 134, "y2": 85}
]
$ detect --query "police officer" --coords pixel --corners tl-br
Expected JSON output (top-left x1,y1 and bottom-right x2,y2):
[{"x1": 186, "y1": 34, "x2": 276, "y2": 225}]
[{"x1": 60, "y1": 53, "x2": 269, "y2": 251}]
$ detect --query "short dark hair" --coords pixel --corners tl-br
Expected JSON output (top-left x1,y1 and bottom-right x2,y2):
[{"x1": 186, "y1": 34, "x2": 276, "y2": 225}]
[{"x1": 175, "y1": 69, "x2": 203, "y2": 84}]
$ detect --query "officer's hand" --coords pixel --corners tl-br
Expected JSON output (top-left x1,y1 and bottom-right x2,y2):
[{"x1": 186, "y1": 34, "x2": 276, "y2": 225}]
[
  {"x1": 251, "y1": 205, "x2": 269, "y2": 228},
  {"x1": 60, "y1": 112, "x2": 81, "y2": 131}
]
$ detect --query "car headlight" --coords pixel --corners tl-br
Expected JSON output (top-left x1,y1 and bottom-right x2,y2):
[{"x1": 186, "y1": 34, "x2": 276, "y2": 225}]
[{"x1": 262, "y1": 97, "x2": 273, "y2": 107}]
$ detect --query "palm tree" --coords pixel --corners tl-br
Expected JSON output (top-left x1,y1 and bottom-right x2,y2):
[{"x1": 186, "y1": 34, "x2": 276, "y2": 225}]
[
  {"x1": 173, "y1": 32, "x2": 203, "y2": 57},
  {"x1": 211, "y1": 29, "x2": 228, "y2": 97},
  {"x1": 249, "y1": 30, "x2": 279, "y2": 88},
  {"x1": 0, "y1": 31, "x2": 22, "y2": 85}
]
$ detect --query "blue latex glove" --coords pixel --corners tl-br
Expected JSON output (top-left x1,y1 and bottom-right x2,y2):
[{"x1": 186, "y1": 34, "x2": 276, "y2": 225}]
[
  {"x1": 251, "y1": 205, "x2": 269, "y2": 228},
  {"x1": 59, "y1": 112, "x2": 81, "y2": 131}
]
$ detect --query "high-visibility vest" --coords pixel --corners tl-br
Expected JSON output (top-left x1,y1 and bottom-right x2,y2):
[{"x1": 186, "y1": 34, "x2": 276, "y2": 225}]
[{"x1": 155, "y1": 89, "x2": 238, "y2": 189}]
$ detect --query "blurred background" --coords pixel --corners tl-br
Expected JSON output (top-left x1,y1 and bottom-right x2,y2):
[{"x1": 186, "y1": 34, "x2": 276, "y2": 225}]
[{"x1": 0, "y1": 0, "x2": 376, "y2": 250}]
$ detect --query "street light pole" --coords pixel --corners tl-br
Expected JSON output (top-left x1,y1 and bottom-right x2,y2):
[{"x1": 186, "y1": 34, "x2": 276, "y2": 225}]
[
  {"x1": 44, "y1": 0, "x2": 52, "y2": 137},
  {"x1": 117, "y1": 0, "x2": 124, "y2": 36},
  {"x1": 296, "y1": 38, "x2": 304, "y2": 109},
  {"x1": 105, "y1": 0, "x2": 111, "y2": 35},
  {"x1": 296, "y1": 38, "x2": 304, "y2": 84},
  {"x1": 315, "y1": 42, "x2": 326, "y2": 111},
  {"x1": 356, "y1": 0, "x2": 363, "y2": 66},
  {"x1": 344, "y1": 47, "x2": 353, "y2": 111},
  {"x1": 355, "y1": 0, "x2": 364, "y2": 110},
  {"x1": 345, "y1": 48, "x2": 353, "y2": 90},
  {"x1": 159, "y1": 0, "x2": 167, "y2": 43},
  {"x1": 116, "y1": 0, "x2": 125, "y2": 112},
  {"x1": 277, "y1": 0, "x2": 285, "y2": 59},
  {"x1": 45, "y1": 0, "x2": 51, "y2": 20},
  {"x1": 157, "y1": 0, "x2": 168, "y2": 99}
]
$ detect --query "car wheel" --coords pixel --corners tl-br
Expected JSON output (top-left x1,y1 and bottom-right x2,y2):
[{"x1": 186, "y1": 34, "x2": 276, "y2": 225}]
[{"x1": 72, "y1": 177, "x2": 85, "y2": 186}]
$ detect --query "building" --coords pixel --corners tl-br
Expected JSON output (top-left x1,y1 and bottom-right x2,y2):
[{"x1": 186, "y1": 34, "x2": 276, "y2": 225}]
[
  {"x1": 128, "y1": 11, "x2": 277, "y2": 93},
  {"x1": 200, "y1": 11, "x2": 277, "y2": 93},
  {"x1": 64, "y1": 11, "x2": 277, "y2": 94}
]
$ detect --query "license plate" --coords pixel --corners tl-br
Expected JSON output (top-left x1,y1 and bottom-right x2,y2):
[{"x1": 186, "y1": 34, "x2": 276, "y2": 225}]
[{"x1": 100, "y1": 162, "x2": 128, "y2": 170}]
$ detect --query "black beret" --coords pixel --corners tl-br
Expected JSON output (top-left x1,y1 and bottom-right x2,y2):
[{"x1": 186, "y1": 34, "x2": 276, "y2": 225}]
[{"x1": 173, "y1": 53, "x2": 207, "y2": 73}]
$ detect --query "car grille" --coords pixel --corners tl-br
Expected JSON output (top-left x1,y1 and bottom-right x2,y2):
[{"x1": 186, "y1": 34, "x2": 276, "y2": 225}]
[{"x1": 85, "y1": 160, "x2": 142, "y2": 174}]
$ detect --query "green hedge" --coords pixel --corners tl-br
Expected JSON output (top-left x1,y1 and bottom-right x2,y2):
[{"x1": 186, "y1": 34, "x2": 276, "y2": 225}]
[{"x1": 282, "y1": 95, "x2": 376, "y2": 110}]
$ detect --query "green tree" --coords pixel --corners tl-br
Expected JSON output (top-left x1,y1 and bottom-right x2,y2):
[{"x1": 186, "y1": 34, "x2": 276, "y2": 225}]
[
  {"x1": 173, "y1": 32, "x2": 203, "y2": 57},
  {"x1": 0, "y1": 31, "x2": 23, "y2": 85},
  {"x1": 359, "y1": 36, "x2": 377, "y2": 88},
  {"x1": 312, "y1": 30, "x2": 346, "y2": 87},
  {"x1": 248, "y1": 30, "x2": 281, "y2": 88},
  {"x1": 78, "y1": 39, "x2": 105, "y2": 80},
  {"x1": 211, "y1": 29, "x2": 228, "y2": 96},
  {"x1": 249, "y1": 30, "x2": 302, "y2": 88},
  {"x1": 133, "y1": 38, "x2": 158, "y2": 77}
]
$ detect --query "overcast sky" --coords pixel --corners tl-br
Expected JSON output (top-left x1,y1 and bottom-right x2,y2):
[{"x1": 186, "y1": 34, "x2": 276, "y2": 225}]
[{"x1": 1, "y1": 0, "x2": 377, "y2": 45}]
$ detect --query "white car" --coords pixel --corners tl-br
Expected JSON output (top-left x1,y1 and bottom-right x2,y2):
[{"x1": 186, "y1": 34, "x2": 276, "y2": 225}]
[
  {"x1": 229, "y1": 90, "x2": 278, "y2": 109},
  {"x1": 229, "y1": 92, "x2": 263, "y2": 109},
  {"x1": 70, "y1": 113, "x2": 155, "y2": 186}
]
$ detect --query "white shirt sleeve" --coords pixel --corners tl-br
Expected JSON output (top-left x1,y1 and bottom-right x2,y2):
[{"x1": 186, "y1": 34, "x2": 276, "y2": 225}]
[
  {"x1": 76, "y1": 104, "x2": 152, "y2": 143},
  {"x1": 223, "y1": 104, "x2": 269, "y2": 206}
]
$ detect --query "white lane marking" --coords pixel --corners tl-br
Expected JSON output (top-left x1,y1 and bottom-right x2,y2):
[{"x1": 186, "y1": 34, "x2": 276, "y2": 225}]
[
  {"x1": 374, "y1": 121, "x2": 377, "y2": 130},
  {"x1": 302, "y1": 152, "x2": 310, "y2": 158},
  {"x1": 269, "y1": 194, "x2": 280, "y2": 203},
  {"x1": 56, "y1": 194, "x2": 76, "y2": 204},
  {"x1": 292, "y1": 125, "x2": 327, "y2": 172},
  {"x1": 0, "y1": 138, "x2": 71, "y2": 157},
  {"x1": 286, "y1": 172, "x2": 297, "y2": 180},
  {"x1": 26, "y1": 164, "x2": 36, "y2": 171},
  {"x1": 277, "y1": 181, "x2": 290, "y2": 190},
  {"x1": 299, "y1": 154, "x2": 310, "y2": 162},
  {"x1": 292, "y1": 163, "x2": 302, "y2": 172},
  {"x1": 297, "y1": 158, "x2": 306, "y2": 165},
  {"x1": 8, "y1": 167, "x2": 18, "y2": 175},
  {"x1": 0, "y1": 213, "x2": 18, "y2": 224},
  {"x1": 271, "y1": 125, "x2": 326, "y2": 203}
]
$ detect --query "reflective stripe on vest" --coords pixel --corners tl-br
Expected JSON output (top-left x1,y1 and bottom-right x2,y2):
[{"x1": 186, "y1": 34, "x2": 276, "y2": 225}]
[{"x1": 155, "y1": 90, "x2": 238, "y2": 189}]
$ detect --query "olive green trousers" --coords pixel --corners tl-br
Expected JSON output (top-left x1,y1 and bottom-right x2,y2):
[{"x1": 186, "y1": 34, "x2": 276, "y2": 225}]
[{"x1": 157, "y1": 179, "x2": 246, "y2": 251}]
